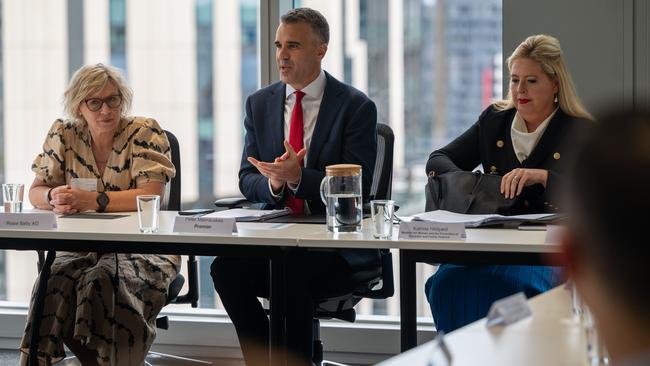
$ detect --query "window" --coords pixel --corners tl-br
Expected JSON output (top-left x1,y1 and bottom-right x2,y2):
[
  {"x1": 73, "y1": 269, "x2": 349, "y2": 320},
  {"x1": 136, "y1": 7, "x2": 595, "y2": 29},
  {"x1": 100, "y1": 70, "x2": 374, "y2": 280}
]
[
  {"x1": 0, "y1": 0, "x2": 502, "y2": 320},
  {"x1": 0, "y1": 0, "x2": 259, "y2": 308}
]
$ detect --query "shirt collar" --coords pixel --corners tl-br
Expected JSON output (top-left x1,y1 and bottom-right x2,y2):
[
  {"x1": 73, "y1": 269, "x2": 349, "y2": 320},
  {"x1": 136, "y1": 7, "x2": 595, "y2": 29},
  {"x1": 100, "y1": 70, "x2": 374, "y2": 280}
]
[
  {"x1": 285, "y1": 69, "x2": 326, "y2": 100},
  {"x1": 513, "y1": 107, "x2": 558, "y2": 134}
]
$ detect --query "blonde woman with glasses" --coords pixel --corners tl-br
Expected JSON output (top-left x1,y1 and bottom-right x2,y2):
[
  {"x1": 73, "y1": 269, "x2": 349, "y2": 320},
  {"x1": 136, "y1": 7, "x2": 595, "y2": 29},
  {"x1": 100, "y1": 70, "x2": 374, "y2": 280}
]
[{"x1": 20, "y1": 64, "x2": 178, "y2": 366}]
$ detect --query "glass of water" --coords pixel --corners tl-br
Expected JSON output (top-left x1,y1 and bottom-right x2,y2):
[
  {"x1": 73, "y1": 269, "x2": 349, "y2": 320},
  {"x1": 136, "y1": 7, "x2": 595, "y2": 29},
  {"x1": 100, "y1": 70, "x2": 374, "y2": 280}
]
[
  {"x1": 371, "y1": 199, "x2": 395, "y2": 239},
  {"x1": 2, "y1": 183, "x2": 24, "y2": 213},
  {"x1": 136, "y1": 195, "x2": 160, "y2": 233}
]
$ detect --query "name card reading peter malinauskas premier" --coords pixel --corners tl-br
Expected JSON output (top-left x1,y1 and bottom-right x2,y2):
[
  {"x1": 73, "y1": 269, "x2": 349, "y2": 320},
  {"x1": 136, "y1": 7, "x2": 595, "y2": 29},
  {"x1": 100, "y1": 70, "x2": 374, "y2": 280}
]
[
  {"x1": 0, "y1": 212, "x2": 57, "y2": 230},
  {"x1": 398, "y1": 221, "x2": 466, "y2": 241},
  {"x1": 173, "y1": 215, "x2": 237, "y2": 235}
]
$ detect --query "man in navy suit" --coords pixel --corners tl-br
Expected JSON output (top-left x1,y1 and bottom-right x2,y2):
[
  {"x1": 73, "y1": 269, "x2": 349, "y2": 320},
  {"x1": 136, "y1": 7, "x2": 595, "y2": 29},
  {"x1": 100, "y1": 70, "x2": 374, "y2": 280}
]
[{"x1": 211, "y1": 8, "x2": 378, "y2": 366}]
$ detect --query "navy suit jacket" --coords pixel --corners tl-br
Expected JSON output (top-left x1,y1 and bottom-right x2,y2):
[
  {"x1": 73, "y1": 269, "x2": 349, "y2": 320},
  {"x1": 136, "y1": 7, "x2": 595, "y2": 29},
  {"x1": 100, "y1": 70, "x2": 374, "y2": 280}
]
[{"x1": 239, "y1": 71, "x2": 380, "y2": 270}]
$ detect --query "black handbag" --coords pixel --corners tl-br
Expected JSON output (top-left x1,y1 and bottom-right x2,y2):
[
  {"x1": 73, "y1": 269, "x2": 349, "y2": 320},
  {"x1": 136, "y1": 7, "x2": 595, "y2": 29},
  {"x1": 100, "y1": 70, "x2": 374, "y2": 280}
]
[{"x1": 425, "y1": 171, "x2": 521, "y2": 215}]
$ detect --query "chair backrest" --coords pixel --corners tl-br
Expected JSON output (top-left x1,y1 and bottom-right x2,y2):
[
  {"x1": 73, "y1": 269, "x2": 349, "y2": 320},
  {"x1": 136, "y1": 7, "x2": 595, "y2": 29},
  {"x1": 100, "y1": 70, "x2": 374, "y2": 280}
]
[
  {"x1": 163, "y1": 130, "x2": 182, "y2": 211},
  {"x1": 314, "y1": 123, "x2": 396, "y2": 319},
  {"x1": 161, "y1": 130, "x2": 199, "y2": 308},
  {"x1": 369, "y1": 123, "x2": 394, "y2": 200}
]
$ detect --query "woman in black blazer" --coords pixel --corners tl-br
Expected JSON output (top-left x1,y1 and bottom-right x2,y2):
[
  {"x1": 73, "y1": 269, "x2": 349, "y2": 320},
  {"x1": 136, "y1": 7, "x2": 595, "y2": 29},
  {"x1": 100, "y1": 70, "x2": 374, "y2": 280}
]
[{"x1": 425, "y1": 34, "x2": 593, "y2": 333}]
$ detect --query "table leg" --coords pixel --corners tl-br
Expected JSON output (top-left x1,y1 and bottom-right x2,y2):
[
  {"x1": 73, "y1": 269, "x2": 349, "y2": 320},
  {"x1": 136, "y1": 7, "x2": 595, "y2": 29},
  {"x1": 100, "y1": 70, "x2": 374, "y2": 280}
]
[
  {"x1": 29, "y1": 250, "x2": 56, "y2": 366},
  {"x1": 269, "y1": 252, "x2": 287, "y2": 366},
  {"x1": 400, "y1": 249, "x2": 418, "y2": 352}
]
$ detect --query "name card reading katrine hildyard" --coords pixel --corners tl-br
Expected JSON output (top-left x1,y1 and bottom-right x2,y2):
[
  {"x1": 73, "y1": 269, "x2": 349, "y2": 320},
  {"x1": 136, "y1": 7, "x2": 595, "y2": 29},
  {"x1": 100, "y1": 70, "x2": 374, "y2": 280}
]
[
  {"x1": 0, "y1": 212, "x2": 57, "y2": 230},
  {"x1": 398, "y1": 221, "x2": 466, "y2": 241},
  {"x1": 173, "y1": 215, "x2": 238, "y2": 235}
]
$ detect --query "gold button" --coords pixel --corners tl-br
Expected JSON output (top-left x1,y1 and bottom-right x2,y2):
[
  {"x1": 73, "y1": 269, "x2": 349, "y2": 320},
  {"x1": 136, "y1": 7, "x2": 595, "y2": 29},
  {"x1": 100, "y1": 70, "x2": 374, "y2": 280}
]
[
  {"x1": 524, "y1": 200, "x2": 529, "y2": 207},
  {"x1": 553, "y1": 152, "x2": 561, "y2": 160},
  {"x1": 496, "y1": 140, "x2": 504, "y2": 148},
  {"x1": 490, "y1": 165, "x2": 497, "y2": 172}
]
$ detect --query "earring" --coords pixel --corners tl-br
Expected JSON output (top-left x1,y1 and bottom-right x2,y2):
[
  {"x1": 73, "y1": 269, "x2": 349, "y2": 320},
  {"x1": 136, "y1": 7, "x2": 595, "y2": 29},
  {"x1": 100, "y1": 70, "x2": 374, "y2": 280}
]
[{"x1": 554, "y1": 94, "x2": 558, "y2": 103}]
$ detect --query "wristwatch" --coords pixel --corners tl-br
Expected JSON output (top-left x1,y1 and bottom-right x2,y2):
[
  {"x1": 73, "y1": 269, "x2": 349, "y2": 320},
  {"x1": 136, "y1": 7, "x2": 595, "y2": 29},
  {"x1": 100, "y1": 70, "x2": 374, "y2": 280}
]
[{"x1": 96, "y1": 191, "x2": 109, "y2": 212}]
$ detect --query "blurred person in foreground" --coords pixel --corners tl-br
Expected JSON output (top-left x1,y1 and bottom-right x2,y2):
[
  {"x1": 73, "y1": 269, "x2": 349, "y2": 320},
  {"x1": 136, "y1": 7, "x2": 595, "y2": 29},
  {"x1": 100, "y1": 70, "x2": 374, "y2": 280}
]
[
  {"x1": 563, "y1": 108, "x2": 650, "y2": 366},
  {"x1": 20, "y1": 63, "x2": 178, "y2": 365},
  {"x1": 424, "y1": 34, "x2": 593, "y2": 333}
]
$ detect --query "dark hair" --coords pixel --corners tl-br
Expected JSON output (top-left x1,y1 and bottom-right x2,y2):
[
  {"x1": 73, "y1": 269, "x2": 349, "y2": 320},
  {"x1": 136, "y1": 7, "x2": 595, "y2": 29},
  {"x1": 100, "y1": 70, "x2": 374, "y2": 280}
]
[
  {"x1": 280, "y1": 7, "x2": 329, "y2": 44},
  {"x1": 569, "y1": 108, "x2": 650, "y2": 314}
]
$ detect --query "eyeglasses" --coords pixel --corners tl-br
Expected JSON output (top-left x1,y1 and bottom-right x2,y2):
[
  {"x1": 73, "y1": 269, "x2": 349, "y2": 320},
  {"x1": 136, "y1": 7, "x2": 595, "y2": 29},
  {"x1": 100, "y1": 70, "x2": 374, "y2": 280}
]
[{"x1": 84, "y1": 94, "x2": 122, "y2": 112}]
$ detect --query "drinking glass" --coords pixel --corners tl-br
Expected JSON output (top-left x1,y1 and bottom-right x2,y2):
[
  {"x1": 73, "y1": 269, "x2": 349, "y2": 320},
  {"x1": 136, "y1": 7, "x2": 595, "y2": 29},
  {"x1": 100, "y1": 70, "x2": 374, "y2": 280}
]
[
  {"x1": 2, "y1": 183, "x2": 24, "y2": 213},
  {"x1": 371, "y1": 200, "x2": 395, "y2": 239},
  {"x1": 137, "y1": 195, "x2": 160, "y2": 233}
]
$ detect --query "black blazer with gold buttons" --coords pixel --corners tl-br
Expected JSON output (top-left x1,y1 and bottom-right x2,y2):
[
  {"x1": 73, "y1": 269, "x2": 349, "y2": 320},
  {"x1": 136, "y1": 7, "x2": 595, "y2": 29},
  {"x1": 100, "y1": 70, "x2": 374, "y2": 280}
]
[{"x1": 425, "y1": 105, "x2": 592, "y2": 212}]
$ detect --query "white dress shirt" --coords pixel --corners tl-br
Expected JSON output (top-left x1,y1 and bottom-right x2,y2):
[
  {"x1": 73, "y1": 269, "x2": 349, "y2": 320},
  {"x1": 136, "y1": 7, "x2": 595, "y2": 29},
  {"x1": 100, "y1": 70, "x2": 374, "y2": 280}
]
[
  {"x1": 510, "y1": 107, "x2": 557, "y2": 163},
  {"x1": 268, "y1": 70, "x2": 326, "y2": 199}
]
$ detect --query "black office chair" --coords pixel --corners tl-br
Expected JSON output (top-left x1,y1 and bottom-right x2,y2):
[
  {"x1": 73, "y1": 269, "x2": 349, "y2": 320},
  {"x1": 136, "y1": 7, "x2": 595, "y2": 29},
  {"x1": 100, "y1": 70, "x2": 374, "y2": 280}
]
[
  {"x1": 310, "y1": 123, "x2": 395, "y2": 366},
  {"x1": 146, "y1": 130, "x2": 206, "y2": 365},
  {"x1": 158, "y1": 130, "x2": 199, "y2": 313}
]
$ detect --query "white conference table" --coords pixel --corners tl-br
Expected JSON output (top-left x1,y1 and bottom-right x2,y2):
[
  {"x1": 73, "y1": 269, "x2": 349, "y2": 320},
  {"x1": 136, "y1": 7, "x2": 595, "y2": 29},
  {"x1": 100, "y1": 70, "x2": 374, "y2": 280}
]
[
  {"x1": 1, "y1": 211, "x2": 560, "y2": 363},
  {"x1": 376, "y1": 286, "x2": 588, "y2": 366},
  {"x1": 0, "y1": 210, "x2": 323, "y2": 366}
]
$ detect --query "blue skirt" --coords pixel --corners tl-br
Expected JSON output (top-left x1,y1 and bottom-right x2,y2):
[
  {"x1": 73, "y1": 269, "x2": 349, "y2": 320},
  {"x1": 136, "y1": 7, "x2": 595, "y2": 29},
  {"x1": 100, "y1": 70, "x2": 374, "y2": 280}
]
[{"x1": 424, "y1": 264, "x2": 563, "y2": 333}]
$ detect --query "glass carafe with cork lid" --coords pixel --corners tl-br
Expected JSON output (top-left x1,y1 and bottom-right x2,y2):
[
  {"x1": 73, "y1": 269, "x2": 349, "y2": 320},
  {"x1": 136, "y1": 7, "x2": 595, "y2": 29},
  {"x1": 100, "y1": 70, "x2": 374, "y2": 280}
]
[{"x1": 319, "y1": 164, "x2": 363, "y2": 232}]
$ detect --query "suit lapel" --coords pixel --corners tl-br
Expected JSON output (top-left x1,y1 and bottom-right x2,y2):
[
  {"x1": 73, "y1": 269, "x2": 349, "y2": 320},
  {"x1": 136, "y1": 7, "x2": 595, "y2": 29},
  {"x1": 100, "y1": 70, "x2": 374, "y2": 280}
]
[
  {"x1": 502, "y1": 109, "x2": 522, "y2": 169},
  {"x1": 267, "y1": 83, "x2": 287, "y2": 158},
  {"x1": 307, "y1": 72, "x2": 344, "y2": 167}
]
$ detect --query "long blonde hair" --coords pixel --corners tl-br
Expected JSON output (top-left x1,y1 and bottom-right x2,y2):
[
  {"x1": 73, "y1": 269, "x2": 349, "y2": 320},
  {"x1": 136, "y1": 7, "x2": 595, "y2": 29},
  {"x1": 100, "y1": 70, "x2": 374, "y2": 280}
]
[{"x1": 494, "y1": 34, "x2": 593, "y2": 120}]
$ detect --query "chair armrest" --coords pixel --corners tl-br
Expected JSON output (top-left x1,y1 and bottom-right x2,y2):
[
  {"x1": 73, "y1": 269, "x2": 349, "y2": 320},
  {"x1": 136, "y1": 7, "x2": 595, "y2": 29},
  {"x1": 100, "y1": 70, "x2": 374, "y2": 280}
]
[
  {"x1": 214, "y1": 196, "x2": 250, "y2": 208},
  {"x1": 172, "y1": 255, "x2": 200, "y2": 308},
  {"x1": 364, "y1": 250, "x2": 395, "y2": 299},
  {"x1": 214, "y1": 196, "x2": 268, "y2": 210}
]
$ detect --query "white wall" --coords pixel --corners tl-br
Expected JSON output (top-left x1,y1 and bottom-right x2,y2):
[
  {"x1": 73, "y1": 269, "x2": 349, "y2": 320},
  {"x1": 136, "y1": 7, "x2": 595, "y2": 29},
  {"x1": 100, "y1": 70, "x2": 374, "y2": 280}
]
[{"x1": 503, "y1": 0, "x2": 634, "y2": 113}]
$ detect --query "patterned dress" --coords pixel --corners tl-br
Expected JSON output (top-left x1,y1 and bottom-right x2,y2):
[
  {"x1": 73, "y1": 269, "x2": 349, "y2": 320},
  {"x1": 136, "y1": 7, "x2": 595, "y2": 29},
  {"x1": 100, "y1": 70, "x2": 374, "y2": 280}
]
[{"x1": 20, "y1": 117, "x2": 180, "y2": 366}]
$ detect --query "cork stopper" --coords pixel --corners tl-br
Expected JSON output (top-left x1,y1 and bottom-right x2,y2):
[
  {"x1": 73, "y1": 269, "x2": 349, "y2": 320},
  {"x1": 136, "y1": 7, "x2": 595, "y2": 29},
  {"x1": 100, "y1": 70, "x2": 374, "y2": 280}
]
[{"x1": 325, "y1": 164, "x2": 362, "y2": 177}]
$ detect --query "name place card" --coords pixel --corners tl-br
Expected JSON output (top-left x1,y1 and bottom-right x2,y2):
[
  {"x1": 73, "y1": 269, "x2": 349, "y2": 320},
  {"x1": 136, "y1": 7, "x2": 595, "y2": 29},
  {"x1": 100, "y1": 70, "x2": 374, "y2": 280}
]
[
  {"x1": 173, "y1": 215, "x2": 237, "y2": 235},
  {"x1": 398, "y1": 221, "x2": 466, "y2": 241},
  {"x1": 0, "y1": 212, "x2": 57, "y2": 230},
  {"x1": 486, "y1": 292, "x2": 532, "y2": 327}
]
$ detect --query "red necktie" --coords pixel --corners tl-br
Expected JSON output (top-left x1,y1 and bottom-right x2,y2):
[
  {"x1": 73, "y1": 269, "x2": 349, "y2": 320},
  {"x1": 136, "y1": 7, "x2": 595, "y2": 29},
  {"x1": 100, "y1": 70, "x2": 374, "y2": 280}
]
[{"x1": 285, "y1": 90, "x2": 305, "y2": 216}]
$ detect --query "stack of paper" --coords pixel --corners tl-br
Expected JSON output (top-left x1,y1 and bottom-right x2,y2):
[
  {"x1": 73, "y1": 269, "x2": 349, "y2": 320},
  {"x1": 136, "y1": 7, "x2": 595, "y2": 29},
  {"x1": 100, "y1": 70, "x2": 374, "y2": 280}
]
[
  {"x1": 412, "y1": 210, "x2": 561, "y2": 228},
  {"x1": 204, "y1": 208, "x2": 291, "y2": 222}
]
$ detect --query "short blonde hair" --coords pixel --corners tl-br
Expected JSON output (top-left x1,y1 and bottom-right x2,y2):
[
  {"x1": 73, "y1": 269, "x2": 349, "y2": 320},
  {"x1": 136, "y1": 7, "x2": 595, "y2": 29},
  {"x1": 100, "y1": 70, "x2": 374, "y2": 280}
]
[
  {"x1": 63, "y1": 63, "x2": 133, "y2": 121},
  {"x1": 494, "y1": 34, "x2": 593, "y2": 120}
]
